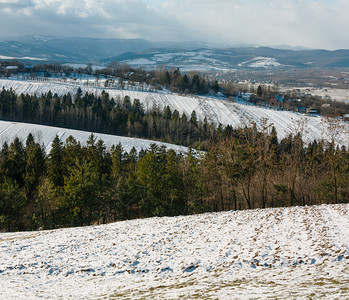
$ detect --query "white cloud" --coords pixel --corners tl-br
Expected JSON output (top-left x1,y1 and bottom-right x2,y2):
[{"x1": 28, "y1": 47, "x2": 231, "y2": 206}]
[
  {"x1": 0, "y1": 0, "x2": 348, "y2": 49},
  {"x1": 0, "y1": 0, "x2": 19, "y2": 3},
  {"x1": 153, "y1": 0, "x2": 349, "y2": 49}
]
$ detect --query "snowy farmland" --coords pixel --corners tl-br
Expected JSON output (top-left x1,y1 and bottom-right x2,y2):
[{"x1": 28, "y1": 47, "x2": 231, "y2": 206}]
[
  {"x1": 1, "y1": 78, "x2": 348, "y2": 147},
  {"x1": 0, "y1": 204, "x2": 348, "y2": 299},
  {"x1": 0, "y1": 120, "x2": 190, "y2": 154}
]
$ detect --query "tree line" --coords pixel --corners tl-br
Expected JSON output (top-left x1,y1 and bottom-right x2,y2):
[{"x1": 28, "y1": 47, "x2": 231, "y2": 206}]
[
  {"x1": 2, "y1": 60, "x2": 347, "y2": 117},
  {"x1": 0, "y1": 87, "x2": 229, "y2": 148},
  {"x1": 0, "y1": 120, "x2": 348, "y2": 231},
  {"x1": 1, "y1": 60, "x2": 220, "y2": 96}
]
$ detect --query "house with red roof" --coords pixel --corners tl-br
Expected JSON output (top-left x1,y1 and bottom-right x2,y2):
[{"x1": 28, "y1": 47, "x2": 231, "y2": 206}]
[{"x1": 269, "y1": 95, "x2": 284, "y2": 109}]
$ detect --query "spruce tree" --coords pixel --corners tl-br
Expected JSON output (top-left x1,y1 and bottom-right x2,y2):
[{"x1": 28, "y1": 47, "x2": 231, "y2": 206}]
[
  {"x1": 48, "y1": 135, "x2": 64, "y2": 187},
  {"x1": 0, "y1": 142, "x2": 10, "y2": 182},
  {"x1": 0, "y1": 178, "x2": 26, "y2": 231},
  {"x1": 24, "y1": 141, "x2": 46, "y2": 199},
  {"x1": 25, "y1": 133, "x2": 35, "y2": 150},
  {"x1": 7, "y1": 137, "x2": 26, "y2": 187},
  {"x1": 36, "y1": 177, "x2": 60, "y2": 229},
  {"x1": 63, "y1": 158, "x2": 100, "y2": 226}
]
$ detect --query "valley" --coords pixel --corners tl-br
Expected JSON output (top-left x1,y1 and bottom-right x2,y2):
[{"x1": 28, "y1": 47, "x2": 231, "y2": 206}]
[{"x1": 1, "y1": 0, "x2": 349, "y2": 297}]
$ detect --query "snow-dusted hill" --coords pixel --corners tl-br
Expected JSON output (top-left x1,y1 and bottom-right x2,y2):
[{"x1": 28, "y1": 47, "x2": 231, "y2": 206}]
[
  {"x1": 0, "y1": 120, "x2": 190, "y2": 154},
  {"x1": 1, "y1": 78, "x2": 348, "y2": 147},
  {"x1": 0, "y1": 204, "x2": 348, "y2": 299}
]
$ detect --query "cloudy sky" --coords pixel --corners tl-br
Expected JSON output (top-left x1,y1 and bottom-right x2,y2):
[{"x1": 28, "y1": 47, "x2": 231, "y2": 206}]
[{"x1": 0, "y1": 0, "x2": 348, "y2": 49}]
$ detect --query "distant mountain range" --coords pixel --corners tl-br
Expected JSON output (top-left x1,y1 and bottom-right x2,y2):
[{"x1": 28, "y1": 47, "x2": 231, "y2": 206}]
[
  {"x1": 105, "y1": 47, "x2": 349, "y2": 70},
  {"x1": 0, "y1": 36, "x2": 166, "y2": 63},
  {"x1": 1, "y1": 36, "x2": 349, "y2": 70}
]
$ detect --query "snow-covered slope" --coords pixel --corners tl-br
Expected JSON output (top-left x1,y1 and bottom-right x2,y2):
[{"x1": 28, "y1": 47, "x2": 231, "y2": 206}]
[
  {"x1": 0, "y1": 204, "x2": 348, "y2": 299},
  {"x1": 0, "y1": 120, "x2": 190, "y2": 154},
  {"x1": 1, "y1": 78, "x2": 348, "y2": 146},
  {"x1": 238, "y1": 56, "x2": 282, "y2": 68}
]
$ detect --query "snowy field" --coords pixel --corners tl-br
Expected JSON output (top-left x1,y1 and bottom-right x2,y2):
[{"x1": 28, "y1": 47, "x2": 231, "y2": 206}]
[
  {"x1": 1, "y1": 78, "x2": 348, "y2": 147},
  {"x1": 290, "y1": 87, "x2": 349, "y2": 103},
  {"x1": 0, "y1": 120, "x2": 190, "y2": 154},
  {"x1": 0, "y1": 204, "x2": 348, "y2": 299}
]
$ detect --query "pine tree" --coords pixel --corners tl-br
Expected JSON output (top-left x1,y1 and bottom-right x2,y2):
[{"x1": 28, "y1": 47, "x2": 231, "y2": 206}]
[
  {"x1": 48, "y1": 135, "x2": 64, "y2": 187},
  {"x1": 63, "y1": 158, "x2": 100, "y2": 226},
  {"x1": 165, "y1": 149, "x2": 185, "y2": 215},
  {"x1": 178, "y1": 74, "x2": 189, "y2": 92},
  {"x1": 24, "y1": 141, "x2": 46, "y2": 199},
  {"x1": 62, "y1": 135, "x2": 83, "y2": 172},
  {"x1": 36, "y1": 178, "x2": 60, "y2": 229},
  {"x1": 190, "y1": 110, "x2": 198, "y2": 126},
  {"x1": 0, "y1": 142, "x2": 10, "y2": 182},
  {"x1": 7, "y1": 137, "x2": 26, "y2": 186},
  {"x1": 0, "y1": 178, "x2": 26, "y2": 231},
  {"x1": 25, "y1": 133, "x2": 35, "y2": 150},
  {"x1": 136, "y1": 144, "x2": 166, "y2": 216},
  {"x1": 110, "y1": 143, "x2": 125, "y2": 180}
]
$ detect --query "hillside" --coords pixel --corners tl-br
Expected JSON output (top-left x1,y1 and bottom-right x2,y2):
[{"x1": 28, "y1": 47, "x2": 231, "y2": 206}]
[
  {"x1": 105, "y1": 47, "x2": 349, "y2": 70},
  {"x1": 0, "y1": 36, "x2": 222, "y2": 65},
  {"x1": 0, "y1": 120, "x2": 190, "y2": 154},
  {"x1": 0, "y1": 204, "x2": 348, "y2": 299},
  {"x1": 1, "y1": 78, "x2": 348, "y2": 147},
  {"x1": 0, "y1": 37, "x2": 168, "y2": 64}
]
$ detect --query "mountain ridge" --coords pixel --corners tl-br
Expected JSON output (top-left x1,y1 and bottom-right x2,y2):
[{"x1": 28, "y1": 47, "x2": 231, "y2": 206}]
[{"x1": 1, "y1": 36, "x2": 349, "y2": 70}]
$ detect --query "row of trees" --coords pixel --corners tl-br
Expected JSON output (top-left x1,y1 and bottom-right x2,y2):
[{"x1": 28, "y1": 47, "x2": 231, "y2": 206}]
[
  {"x1": 0, "y1": 60, "x2": 83, "y2": 78},
  {"x1": 1, "y1": 60, "x2": 220, "y2": 95},
  {"x1": 1, "y1": 121, "x2": 348, "y2": 231},
  {"x1": 151, "y1": 68, "x2": 219, "y2": 94},
  {"x1": 0, "y1": 88, "x2": 231, "y2": 148},
  {"x1": 2, "y1": 60, "x2": 347, "y2": 117}
]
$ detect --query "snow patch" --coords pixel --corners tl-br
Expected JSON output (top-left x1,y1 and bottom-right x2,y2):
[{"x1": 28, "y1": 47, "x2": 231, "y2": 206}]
[
  {"x1": 0, "y1": 120, "x2": 191, "y2": 154},
  {"x1": 238, "y1": 57, "x2": 281, "y2": 68},
  {"x1": 0, "y1": 55, "x2": 46, "y2": 61}
]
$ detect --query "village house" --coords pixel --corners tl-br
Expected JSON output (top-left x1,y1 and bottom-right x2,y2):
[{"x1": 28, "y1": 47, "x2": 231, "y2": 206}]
[
  {"x1": 269, "y1": 95, "x2": 284, "y2": 109},
  {"x1": 343, "y1": 114, "x2": 349, "y2": 122}
]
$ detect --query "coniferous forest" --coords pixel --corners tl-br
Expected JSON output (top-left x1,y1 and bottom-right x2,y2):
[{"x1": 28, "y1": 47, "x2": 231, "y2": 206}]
[
  {"x1": 0, "y1": 87, "x2": 218, "y2": 147},
  {"x1": 0, "y1": 88, "x2": 348, "y2": 231}
]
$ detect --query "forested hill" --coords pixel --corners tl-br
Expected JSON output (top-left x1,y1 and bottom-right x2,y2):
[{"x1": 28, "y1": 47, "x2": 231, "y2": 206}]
[
  {"x1": 1, "y1": 79, "x2": 348, "y2": 147},
  {"x1": 0, "y1": 77, "x2": 348, "y2": 232},
  {"x1": 1, "y1": 120, "x2": 348, "y2": 231}
]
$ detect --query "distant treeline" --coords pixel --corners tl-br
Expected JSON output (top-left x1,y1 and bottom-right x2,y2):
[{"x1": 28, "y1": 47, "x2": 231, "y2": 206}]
[
  {"x1": 0, "y1": 87, "x2": 228, "y2": 148},
  {"x1": 97, "y1": 62, "x2": 219, "y2": 95},
  {"x1": 0, "y1": 60, "x2": 220, "y2": 95},
  {"x1": 0, "y1": 121, "x2": 348, "y2": 231},
  {"x1": 2, "y1": 60, "x2": 347, "y2": 116}
]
